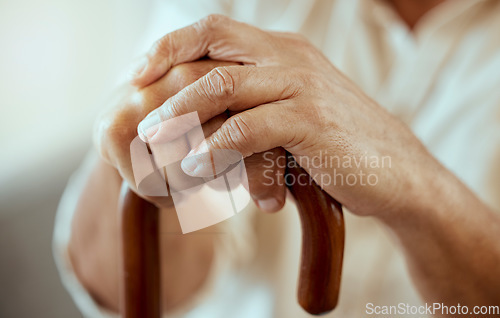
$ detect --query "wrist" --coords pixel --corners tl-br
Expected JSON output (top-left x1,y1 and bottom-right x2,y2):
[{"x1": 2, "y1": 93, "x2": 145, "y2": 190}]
[{"x1": 375, "y1": 156, "x2": 451, "y2": 233}]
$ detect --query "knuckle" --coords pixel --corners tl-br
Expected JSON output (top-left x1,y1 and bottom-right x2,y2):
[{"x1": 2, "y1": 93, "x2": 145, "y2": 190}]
[
  {"x1": 199, "y1": 14, "x2": 228, "y2": 30},
  {"x1": 217, "y1": 115, "x2": 254, "y2": 152},
  {"x1": 165, "y1": 95, "x2": 183, "y2": 118},
  {"x1": 301, "y1": 98, "x2": 325, "y2": 128},
  {"x1": 95, "y1": 107, "x2": 138, "y2": 164},
  {"x1": 150, "y1": 34, "x2": 176, "y2": 58},
  {"x1": 275, "y1": 67, "x2": 306, "y2": 98},
  {"x1": 168, "y1": 64, "x2": 201, "y2": 86},
  {"x1": 202, "y1": 66, "x2": 236, "y2": 99},
  {"x1": 280, "y1": 35, "x2": 321, "y2": 63},
  {"x1": 94, "y1": 114, "x2": 112, "y2": 160},
  {"x1": 293, "y1": 68, "x2": 313, "y2": 87},
  {"x1": 139, "y1": 83, "x2": 169, "y2": 106},
  {"x1": 294, "y1": 68, "x2": 325, "y2": 91}
]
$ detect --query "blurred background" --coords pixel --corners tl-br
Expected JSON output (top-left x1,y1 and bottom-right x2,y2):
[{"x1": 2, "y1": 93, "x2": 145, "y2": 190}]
[{"x1": 0, "y1": 0, "x2": 152, "y2": 316}]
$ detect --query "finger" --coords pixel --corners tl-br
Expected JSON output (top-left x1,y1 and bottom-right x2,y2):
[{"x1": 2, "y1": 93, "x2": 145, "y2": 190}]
[
  {"x1": 131, "y1": 15, "x2": 277, "y2": 87},
  {"x1": 137, "y1": 59, "x2": 240, "y2": 111},
  {"x1": 202, "y1": 148, "x2": 287, "y2": 213},
  {"x1": 146, "y1": 128, "x2": 190, "y2": 195},
  {"x1": 149, "y1": 113, "x2": 229, "y2": 195},
  {"x1": 195, "y1": 112, "x2": 285, "y2": 213},
  {"x1": 185, "y1": 113, "x2": 228, "y2": 149},
  {"x1": 138, "y1": 65, "x2": 301, "y2": 142},
  {"x1": 180, "y1": 102, "x2": 303, "y2": 177},
  {"x1": 244, "y1": 149, "x2": 286, "y2": 213}
]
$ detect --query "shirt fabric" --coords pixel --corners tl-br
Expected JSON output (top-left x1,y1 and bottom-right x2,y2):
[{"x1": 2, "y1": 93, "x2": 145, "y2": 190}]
[{"x1": 53, "y1": 0, "x2": 500, "y2": 317}]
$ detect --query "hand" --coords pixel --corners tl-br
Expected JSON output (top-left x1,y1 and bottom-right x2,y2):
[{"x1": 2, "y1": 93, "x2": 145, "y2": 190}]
[
  {"x1": 132, "y1": 15, "x2": 438, "y2": 218},
  {"x1": 95, "y1": 59, "x2": 287, "y2": 211}
]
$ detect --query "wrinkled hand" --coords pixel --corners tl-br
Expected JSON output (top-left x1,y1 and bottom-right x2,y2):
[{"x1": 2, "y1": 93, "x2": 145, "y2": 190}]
[
  {"x1": 95, "y1": 59, "x2": 286, "y2": 211},
  {"x1": 132, "y1": 15, "x2": 437, "y2": 217}
]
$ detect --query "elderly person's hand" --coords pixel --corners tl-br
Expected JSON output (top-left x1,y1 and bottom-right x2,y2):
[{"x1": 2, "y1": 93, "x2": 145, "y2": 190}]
[
  {"x1": 95, "y1": 58, "x2": 287, "y2": 211},
  {"x1": 129, "y1": 15, "x2": 500, "y2": 309},
  {"x1": 80, "y1": 60, "x2": 289, "y2": 311},
  {"x1": 131, "y1": 15, "x2": 437, "y2": 219}
]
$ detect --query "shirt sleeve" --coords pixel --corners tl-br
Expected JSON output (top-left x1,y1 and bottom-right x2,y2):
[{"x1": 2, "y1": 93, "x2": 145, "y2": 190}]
[
  {"x1": 53, "y1": 150, "x2": 258, "y2": 317},
  {"x1": 52, "y1": 152, "x2": 118, "y2": 318}
]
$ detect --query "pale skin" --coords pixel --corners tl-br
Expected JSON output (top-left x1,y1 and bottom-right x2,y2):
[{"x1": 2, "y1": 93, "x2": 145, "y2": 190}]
[{"x1": 70, "y1": 0, "x2": 500, "y2": 314}]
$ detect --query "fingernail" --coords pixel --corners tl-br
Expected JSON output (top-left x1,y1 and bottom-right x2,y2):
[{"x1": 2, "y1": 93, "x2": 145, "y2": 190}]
[
  {"x1": 256, "y1": 198, "x2": 280, "y2": 212},
  {"x1": 180, "y1": 154, "x2": 199, "y2": 175},
  {"x1": 181, "y1": 144, "x2": 223, "y2": 177},
  {"x1": 128, "y1": 57, "x2": 148, "y2": 81},
  {"x1": 182, "y1": 157, "x2": 216, "y2": 178},
  {"x1": 138, "y1": 111, "x2": 161, "y2": 142}
]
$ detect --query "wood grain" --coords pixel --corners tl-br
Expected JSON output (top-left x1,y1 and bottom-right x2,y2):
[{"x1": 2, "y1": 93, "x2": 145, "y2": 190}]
[
  {"x1": 119, "y1": 183, "x2": 161, "y2": 318},
  {"x1": 286, "y1": 154, "x2": 345, "y2": 315}
]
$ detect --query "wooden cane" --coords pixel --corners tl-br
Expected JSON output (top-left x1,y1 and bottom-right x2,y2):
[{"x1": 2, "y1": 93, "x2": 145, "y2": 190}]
[
  {"x1": 118, "y1": 183, "x2": 161, "y2": 317},
  {"x1": 286, "y1": 153, "x2": 344, "y2": 315},
  {"x1": 118, "y1": 153, "x2": 344, "y2": 317}
]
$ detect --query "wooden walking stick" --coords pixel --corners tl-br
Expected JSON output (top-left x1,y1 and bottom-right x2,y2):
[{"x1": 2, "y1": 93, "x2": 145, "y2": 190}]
[
  {"x1": 118, "y1": 153, "x2": 344, "y2": 317},
  {"x1": 119, "y1": 183, "x2": 161, "y2": 317}
]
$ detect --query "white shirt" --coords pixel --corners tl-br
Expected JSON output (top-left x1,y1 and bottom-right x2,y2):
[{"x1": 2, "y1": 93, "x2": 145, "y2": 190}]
[{"x1": 53, "y1": 0, "x2": 500, "y2": 317}]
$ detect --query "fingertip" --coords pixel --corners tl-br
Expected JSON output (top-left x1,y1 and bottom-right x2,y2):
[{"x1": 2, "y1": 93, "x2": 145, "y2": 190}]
[
  {"x1": 128, "y1": 57, "x2": 148, "y2": 86},
  {"x1": 131, "y1": 58, "x2": 171, "y2": 88},
  {"x1": 256, "y1": 197, "x2": 285, "y2": 213},
  {"x1": 129, "y1": 65, "x2": 155, "y2": 88},
  {"x1": 130, "y1": 71, "x2": 152, "y2": 88},
  {"x1": 137, "y1": 111, "x2": 162, "y2": 142}
]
